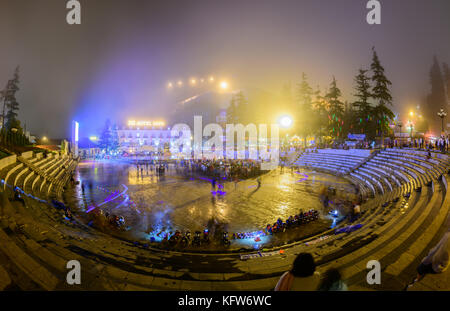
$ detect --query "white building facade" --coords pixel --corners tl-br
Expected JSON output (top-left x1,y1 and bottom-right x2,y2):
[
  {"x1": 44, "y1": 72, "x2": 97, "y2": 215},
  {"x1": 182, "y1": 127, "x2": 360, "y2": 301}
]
[{"x1": 117, "y1": 121, "x2": 172, "y2": 154}]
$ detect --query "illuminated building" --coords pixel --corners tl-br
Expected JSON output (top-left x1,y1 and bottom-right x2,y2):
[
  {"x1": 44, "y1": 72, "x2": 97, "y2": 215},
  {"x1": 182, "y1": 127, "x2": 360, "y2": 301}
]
[{"x1": 117, "y1": 120, "x2": 172, "y2": 154}]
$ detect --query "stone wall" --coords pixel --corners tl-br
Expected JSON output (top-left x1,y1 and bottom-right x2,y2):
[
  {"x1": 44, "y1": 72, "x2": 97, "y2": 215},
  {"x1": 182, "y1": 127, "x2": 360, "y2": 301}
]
[
  {"x1": 21, "y1": 151, "x2": 33, "y2": 159},
  {"x1": 0, "y1": 155, "x2": 17, "y2": 171}
]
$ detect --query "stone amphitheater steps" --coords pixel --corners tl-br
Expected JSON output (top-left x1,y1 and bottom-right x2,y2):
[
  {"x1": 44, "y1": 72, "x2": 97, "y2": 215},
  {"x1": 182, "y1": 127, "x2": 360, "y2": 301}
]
[
  {"x1": 374, "y1": 155, "x2": 431, "y2": 185},
  {"x1": 1, "y1": 149, "x2": 449, "y2": 290},
  {"x1": 2, "y1": 194, "x2": 247, "y2": 290},
  {"x1": 349, "y1": 172, "x2": 377, "y2": 197},
  {"x1": 239, "y1": 187, "x2": 422, "y2": 279},
  {"x1": 363, "y1": 163, "x2": 402, "y2": 188},
  {"x1": 355, "y1": 167, "x2": 386, "y2": 194},
  {"x1": 369, "y1": 159, "x2": 418, "y2": 189},
  {"x1": 313, "y1": 189, "x2": 421, "y2": 261},
  {"x1": 3, "y1": 163, "x2": 24, "y2": 188},
  {"x1": 381, "y1": 151, "x2": 442, "y2": 178},
  {"x1": 319, "y1": 180, "x2": 445, "y2": 289},
  {"x1": 315, "y1": 187, "x2": 427, "y2": 264},
  {"x1": 387, "y1": 179, "x2": 450, "y2": 278},
  {"x1": 292, "y1": 188, "x2": 398, "y2": 254},
  {"x1": 358, "y1": 166, "x2": 393, "y2": 192}
]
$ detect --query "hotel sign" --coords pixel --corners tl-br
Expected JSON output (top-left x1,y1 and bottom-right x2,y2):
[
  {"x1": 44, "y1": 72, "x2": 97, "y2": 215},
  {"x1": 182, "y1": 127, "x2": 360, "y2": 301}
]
[{"x1": 128, "y1": 120, "x2": 165, "y2": 127}]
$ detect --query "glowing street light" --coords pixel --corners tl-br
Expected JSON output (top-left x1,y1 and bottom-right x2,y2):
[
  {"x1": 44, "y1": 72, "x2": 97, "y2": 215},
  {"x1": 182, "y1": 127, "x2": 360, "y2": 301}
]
[
  {"x1": 219, "y1": 81, "x2": 229, "y2": 90},
  {"x1": 409, "y1": 111, "x2": 414, "y2": 117},
  {"x1": 42, "y1": 136, "x2": 48, "y2": 143},
  {"x1": 279, "y1": 115, "x2": 293, "y2": 129},
  {"x1": 190, "y1": 78, "x2": 197, "y2": 85},
  {"x1": 89, "y1": 136, "x2": 98, "y2": 142},
  {"x1": 167, "y1": 82, "x2": 173, "y2": 89},
  {"x1": 177, "y1": 80, "x2": 183, "y2": 87},
  {"x1": 407, "y1": 120, "x2": 414, "y2": 139},
  {"x1": 209, "y1": 76, "x2": 214, "y2": 82}
]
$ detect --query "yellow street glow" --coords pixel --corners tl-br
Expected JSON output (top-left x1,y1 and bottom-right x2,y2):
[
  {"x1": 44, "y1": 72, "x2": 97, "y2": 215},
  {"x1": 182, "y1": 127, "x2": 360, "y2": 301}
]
[
  {"x1": 177, "y1": 80, "x2": 183, "y2": 87},
  {"x1": 279, "y1": 115, "x2": 293, "y2": 128},
  {"x1": 167, "y1": 82, "x2": 173, "y2": 89},
  {"x1": 219, "y1": 81, "x2": 229, "y2": 90},
  {"x1": 209, "y1": 76, "x2": 214, "y2": 82}
]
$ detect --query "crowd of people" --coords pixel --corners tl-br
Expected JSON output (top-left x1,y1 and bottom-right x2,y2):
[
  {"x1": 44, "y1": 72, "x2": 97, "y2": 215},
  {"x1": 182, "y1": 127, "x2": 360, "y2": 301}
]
[
  {"x1": 134, "y1": 160, "x2": 169, "y2": 176},
  {"x1": 175, "y1": 158, "x2": 265, "y2": 181},
  {"x1": 265, "y1": 210, "x2": 319, "y2": 235},
  {"x1": 145, "y1": 209, "x2": 321, "y2": 249},
  {"x1": 391, "y1": 135, "x2": 449, "y2": 152}
]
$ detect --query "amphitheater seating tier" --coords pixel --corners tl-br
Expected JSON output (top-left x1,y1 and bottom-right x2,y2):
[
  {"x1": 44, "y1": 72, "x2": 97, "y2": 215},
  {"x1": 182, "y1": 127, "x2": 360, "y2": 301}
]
[{"x1": 0, "y1": 148, "x2": 449, "y2": 290}]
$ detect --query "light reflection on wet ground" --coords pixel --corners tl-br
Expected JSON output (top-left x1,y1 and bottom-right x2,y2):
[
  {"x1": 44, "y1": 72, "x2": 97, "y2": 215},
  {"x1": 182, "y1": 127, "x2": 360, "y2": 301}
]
[
  {"x1": 66, "y1": 160, "x2": 355, "y2": 242},
  {"x1": 66, "y1": 161, "x2": 353, "y2": 251}
]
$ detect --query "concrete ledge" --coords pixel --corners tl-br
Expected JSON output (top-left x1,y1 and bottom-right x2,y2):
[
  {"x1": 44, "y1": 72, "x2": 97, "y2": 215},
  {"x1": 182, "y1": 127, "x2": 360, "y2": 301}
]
[{"x1": 0, "y1": 264, "x2": 11, "y2": 290}]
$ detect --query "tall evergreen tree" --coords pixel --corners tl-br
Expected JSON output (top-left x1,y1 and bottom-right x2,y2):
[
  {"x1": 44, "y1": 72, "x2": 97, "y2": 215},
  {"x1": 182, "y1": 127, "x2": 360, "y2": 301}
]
[
  {"x1": 311, "y1": 86, "x2": 328, "y2": 143},
  {"x1": 426, "y1": 56, "x2": 447, "y2": 134},
  {"x1": 296, "y1": 73, "x2": 314, "y2": 146},
  {"x1": 226, "y1": 95, "x2": 238, "y2": 124},
  {"x1": 325, "y1": 76, "x2": 345, "y2": 139},
  {"x1": 234, "y1": 91, "x2": 248, "y2": 123},
  {"x1": 342, "y1": 101, "x2": 354, "y2": 137},
  {"x1": 443, "y1": 62, "x2": 450, "y2": 104},
  {"x1": 352, "y1": 68, "x2": 373, "y2": 135},
  {"x1": 370, "y1": 48, "x2": 395, "y2": 143},
  {"x1": 111, "y1": 124, "x2": 120, "y2": 152},
  {"x1": 1, "y1": 66, "x2": 20, "y2": 131},
  {"x1": 99, "y1": 119, "x2": 119, "y2": 153}
]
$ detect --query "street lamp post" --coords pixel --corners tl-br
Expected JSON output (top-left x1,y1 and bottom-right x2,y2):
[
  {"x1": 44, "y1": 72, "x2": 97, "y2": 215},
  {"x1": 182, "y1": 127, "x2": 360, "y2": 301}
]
[
  {"x1": 407, "y1": 121, "x2": 414, "y2": 143},
  {"x1": 397, "y1": 122, "x2": 403, "y2": 148},
  {"x1": 437, "y1": 108, "x2": 447, "y2": 134}
]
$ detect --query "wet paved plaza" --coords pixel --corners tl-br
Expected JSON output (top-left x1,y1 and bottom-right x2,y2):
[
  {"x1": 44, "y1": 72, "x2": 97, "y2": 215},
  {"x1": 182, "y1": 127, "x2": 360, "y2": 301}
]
[{"x1": 64, "y1": 160, "x2": 356, "y2": 248}]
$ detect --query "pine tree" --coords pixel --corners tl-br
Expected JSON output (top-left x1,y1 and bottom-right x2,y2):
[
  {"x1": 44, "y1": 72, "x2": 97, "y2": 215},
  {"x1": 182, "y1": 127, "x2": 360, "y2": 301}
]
[
  {"x1": 1, "y1": 66, "x2": 20, "y2": 132},
  {"x1": 370, "y1": 47, "x2": 395, "y2": 144},
  {"x1": 325, "y1": 76, "x2": 345, "y2": 139},
  {"x1": 99, "y1": 119, "x2": 114, "y2": 153},
  {"x1": 226, "y1": 95, "x2": 238, "y2": 124},
  {"x1": 443, "y1": 62, "x2": 450, "y2": 104},
  {"x1": 312, "y1": 86, "x2": 327, "y2": 142},
  {"x1": 342, "y1": 101, "x2": 355, "y2": 138},
  {"x1": 234, "y1": 91, "x2": 248, "y2": 124},
  {"x1": 111, "y1": 124, "x2": 120, "y2": 152},
  {"x1": 296, "y1": 73, "x2": 314, "y2": 146},
  {"x1": 352, "y1": 68, "x2": 373, "y2": 136}
]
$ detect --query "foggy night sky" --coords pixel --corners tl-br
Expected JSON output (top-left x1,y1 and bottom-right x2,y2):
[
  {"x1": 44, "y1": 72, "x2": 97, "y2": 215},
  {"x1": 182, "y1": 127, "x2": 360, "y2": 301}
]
[{"x1": 0, "y1": 0, "x2": 449, "y2": 138}]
